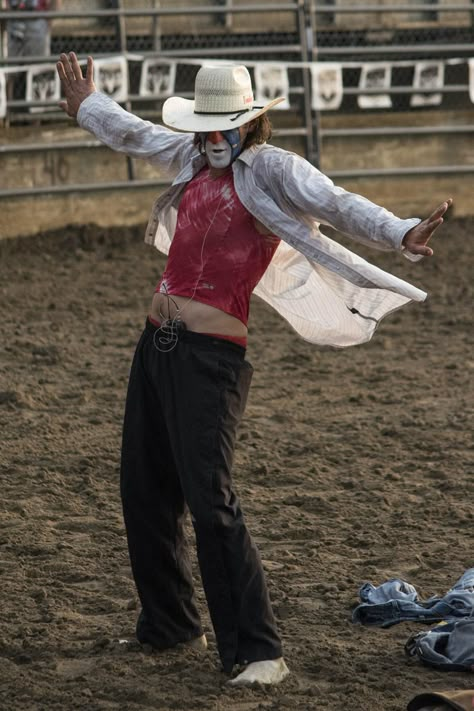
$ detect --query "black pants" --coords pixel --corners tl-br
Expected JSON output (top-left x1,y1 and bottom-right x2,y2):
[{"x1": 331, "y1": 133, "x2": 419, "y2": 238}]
[{"x1": 120, "y1": 319, "x2": 282, "y2": 672}]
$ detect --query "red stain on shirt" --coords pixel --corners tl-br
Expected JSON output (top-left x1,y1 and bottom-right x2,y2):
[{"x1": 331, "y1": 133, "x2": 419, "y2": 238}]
[{"x1": 156, "y1": 166, "x2": 280, "y2": 326}]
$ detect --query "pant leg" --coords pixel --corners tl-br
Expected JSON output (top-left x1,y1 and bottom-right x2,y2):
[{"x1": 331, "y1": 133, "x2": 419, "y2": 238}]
[
  {"x1": 153, "y1": 330, "x2": 282, "y2": 672},
  {"x1": 120, "y1": 327, "x2": 203, "y2": 648}
]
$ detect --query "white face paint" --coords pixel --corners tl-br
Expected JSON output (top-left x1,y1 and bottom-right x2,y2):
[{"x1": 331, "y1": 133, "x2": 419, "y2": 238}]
[{"x1": 204, "y1": 139, "x2": 233, "y2": 169}]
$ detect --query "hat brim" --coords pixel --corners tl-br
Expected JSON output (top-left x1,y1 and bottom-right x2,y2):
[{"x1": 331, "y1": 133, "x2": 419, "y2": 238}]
[
  {"x1": 162, "y1": 96, "x2": 285, "y2": 132},
  {"x1": 407, "y1": 691, "x2": 469, "y2": 711}
]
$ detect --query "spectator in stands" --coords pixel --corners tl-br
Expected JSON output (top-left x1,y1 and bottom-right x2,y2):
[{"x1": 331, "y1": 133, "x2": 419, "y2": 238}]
[
  {"x1": 56, "y1": 51, "x2": 452, "y2": 688},
  {"x1": 6, "y1": 1, "x2": 61, "y2": 60},
  {"x1": 5, "y1": 0, "x2": 61, "y2": 107}
]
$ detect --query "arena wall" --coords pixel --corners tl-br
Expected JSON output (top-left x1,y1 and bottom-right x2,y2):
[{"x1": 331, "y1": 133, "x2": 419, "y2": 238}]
[{"x1": 0, "y1": 109, "x2": 470, "y2": 241}]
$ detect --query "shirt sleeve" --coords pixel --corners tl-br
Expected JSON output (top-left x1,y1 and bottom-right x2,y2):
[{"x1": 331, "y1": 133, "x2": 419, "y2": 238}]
[
  {"x1": 77, "y1": 92, "x2": 197, "y2": 174},
  {"x1": 280, "y1": 151, "x2": 421, "y2": 254}
]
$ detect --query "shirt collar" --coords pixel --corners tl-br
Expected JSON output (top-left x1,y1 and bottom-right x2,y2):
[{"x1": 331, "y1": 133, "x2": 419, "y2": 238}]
[{"x1": 237, "y1": 143, "x2": 265, "y2": 167}]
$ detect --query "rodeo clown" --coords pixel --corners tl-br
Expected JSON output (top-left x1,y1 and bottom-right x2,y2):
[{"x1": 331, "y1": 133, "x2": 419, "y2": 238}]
[{"x1": 56, "y1": 51, "x2": 452, "y2": 687}]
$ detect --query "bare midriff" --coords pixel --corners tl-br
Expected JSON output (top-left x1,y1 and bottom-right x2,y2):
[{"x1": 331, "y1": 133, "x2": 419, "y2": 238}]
[{"x1": 150, "y1": 293, "x2": 248, "y2": 338}]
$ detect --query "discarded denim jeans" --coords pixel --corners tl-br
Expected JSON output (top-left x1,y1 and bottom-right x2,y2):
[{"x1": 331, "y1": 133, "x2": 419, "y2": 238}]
[
  {"x1": 405, "y1": 618, "x2": 474, "y2": 671},
  {"x1": 352, "y1": 568, "x2": 474, "y2": 628},
  {"x1": 358, "y1": 579, "x2": 418, "y2": 605}
]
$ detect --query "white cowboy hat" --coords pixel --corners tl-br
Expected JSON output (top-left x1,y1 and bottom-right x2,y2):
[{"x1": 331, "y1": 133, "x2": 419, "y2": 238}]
[{"x1": 162, "y1": 64, "x2": 285, "y2": 132}]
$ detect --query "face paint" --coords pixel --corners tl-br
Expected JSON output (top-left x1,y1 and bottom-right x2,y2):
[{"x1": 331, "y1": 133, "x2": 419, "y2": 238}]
[
  {"x1": 200, "y1": 128, "x2": 245, "y2": 168},
  {"x1": 204, "y1": 136, "x2": 232, "y2": 169}
]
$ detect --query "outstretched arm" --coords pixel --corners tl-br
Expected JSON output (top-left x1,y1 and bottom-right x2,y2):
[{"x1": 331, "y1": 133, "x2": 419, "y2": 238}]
[
  {"x1": 278, "y1": 151, "x2": 453, "y2": 255},
  {"x1": 402, "y1": 199, "x2": 453, "y2": 257},
  {"x1": 56, "y1": 51, "x2": 196, "y2": 172},
  {"x1": 57, "y1": 52, "x2": 96, "y2": 118}
]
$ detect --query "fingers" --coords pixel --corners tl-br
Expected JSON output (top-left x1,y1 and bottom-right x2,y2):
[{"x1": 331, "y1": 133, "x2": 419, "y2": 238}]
[
  {"x1": 70, "y1": 51, "x2": 84, "y2": 81},
  {"x1": 420, "y1": 216, "x2": 444, "y2": 253},
  {"x1": 421, "y1": 198, "x2": 453, "y2": 241},
  {"x1": 57, "y1": 51, "x2": 96, "y2": 118},
  {"x1": 56, "y1": 59, "x2": 68, "y2": 84},
  {"x1": 429, "y1": 198, "x2": 453, "y2": 223},
  {"x1": 428, "y1": 216, "x2": 444, "y2": 232},
  {"x1": 58, "y1": 52, "x2": 75, "y2": 83},
  {"x1": 86, "y1": 56, "x2": 94, "y2": 84},
  {"x1": 403, "y1": 198, "x2": 452, "y2": 258},
  {"x1": 412, "y1": 244, "x2": 434, "y2": 257},
  {"x1": 421, "y1": 201, "x2": 452, "y2": 252},
  {"x1": 57, "y1": 52, "x2": 86, "y2": 85}
]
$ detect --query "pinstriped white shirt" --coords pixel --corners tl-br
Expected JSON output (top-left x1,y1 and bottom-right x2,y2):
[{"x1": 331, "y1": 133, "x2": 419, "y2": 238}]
[{"x1": 78, "y1": 92, "x2": 426, "y2": 348}]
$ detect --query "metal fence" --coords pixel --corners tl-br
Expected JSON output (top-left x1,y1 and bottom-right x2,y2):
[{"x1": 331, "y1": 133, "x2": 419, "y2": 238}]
[{"x1": 1, "y1": 0, "x2": 473, "y2": 198}]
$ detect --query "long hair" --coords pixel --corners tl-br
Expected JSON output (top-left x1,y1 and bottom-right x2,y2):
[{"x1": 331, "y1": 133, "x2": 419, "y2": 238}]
[
  {"x1": 244, "y1": 113, "x2": 273, "y2": 147},
  {"x1": 193, "y1": 113, "x2": 273, "y2": 153}
]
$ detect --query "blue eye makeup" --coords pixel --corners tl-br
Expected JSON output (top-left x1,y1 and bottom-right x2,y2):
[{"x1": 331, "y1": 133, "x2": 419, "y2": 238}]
[{"x1": 200, "y1": 129, "x2": 243, "y2": 161}]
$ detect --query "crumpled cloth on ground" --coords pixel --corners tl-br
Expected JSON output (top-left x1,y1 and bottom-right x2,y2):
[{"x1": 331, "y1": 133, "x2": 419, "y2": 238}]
[
  {"x1": 352, "y1": 569, "x2": 474, "y2": 628},
  {"x1": 407, "y1": 688, "x2": 474, "y2": 710},
  {"x1": 405, "y1": 618, "x2": 474, "y2": 672}
]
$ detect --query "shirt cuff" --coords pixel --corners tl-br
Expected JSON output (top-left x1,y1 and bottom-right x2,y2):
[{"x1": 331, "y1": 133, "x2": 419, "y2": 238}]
[
  {"x1": 401, "y1": 246, "x2": 424, "y2": 262},
  {"x1": 77, "y1": 91, "x2": 114, "y2": 129}
]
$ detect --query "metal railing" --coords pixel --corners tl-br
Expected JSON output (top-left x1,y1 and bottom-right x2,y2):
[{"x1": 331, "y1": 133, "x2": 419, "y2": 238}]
[{"x1": 1, "y1": 0, "x2": 473, "y2": 198}]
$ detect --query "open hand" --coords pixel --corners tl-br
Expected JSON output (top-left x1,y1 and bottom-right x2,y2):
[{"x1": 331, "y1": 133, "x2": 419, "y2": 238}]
[
  {"x1": 402, "y1": 198, "x2": 453, "y2": 257},
  {"x1": 57, "y1": 52, "x2": 96, "y2": 118}
]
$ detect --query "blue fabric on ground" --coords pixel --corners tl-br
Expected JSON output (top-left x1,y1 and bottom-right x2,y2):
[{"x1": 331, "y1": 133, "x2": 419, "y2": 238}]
[
  {"x1": 405, "y1": 618, "x2": 474, "y2": 671},
  {"x1": 352, "y1": 568, "x2": 474, "y2": 628}
]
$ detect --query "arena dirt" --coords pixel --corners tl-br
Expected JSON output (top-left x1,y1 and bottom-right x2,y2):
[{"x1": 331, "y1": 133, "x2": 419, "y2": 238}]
[{"x1": 0, "y1": 217, "x2": 472, "y2": 711}]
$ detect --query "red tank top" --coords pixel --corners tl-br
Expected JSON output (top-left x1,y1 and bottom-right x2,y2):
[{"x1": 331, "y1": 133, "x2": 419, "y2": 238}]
[{"x1": 156, "y1": 166, "x2": 280, "y2": 326}]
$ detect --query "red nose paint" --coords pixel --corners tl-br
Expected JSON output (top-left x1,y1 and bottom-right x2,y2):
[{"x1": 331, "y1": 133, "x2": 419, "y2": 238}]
[{"x1": 208, "y1": 131, "x2": 224, "y2": 144}]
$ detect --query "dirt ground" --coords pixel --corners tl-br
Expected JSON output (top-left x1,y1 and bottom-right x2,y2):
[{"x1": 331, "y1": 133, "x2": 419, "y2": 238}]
[{"x1": 0, "y1": 216, "x2": 472, "y2": 711}]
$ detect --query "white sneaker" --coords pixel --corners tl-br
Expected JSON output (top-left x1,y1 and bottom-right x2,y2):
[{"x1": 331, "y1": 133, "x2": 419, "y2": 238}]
[{"x1": 227, "y1": 657, "x2": 290, "y2": 686}]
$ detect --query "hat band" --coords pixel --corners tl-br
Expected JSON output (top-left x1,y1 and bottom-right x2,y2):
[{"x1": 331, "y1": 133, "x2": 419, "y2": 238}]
[{"x1": 193, "y1": 106, "x2": 263, "y2": 122}]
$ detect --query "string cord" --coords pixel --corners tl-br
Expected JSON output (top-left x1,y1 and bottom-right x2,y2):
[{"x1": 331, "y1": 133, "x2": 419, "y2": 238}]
[{"x1": 153, "y1": 185, "x2": 226, "y2": 352}]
